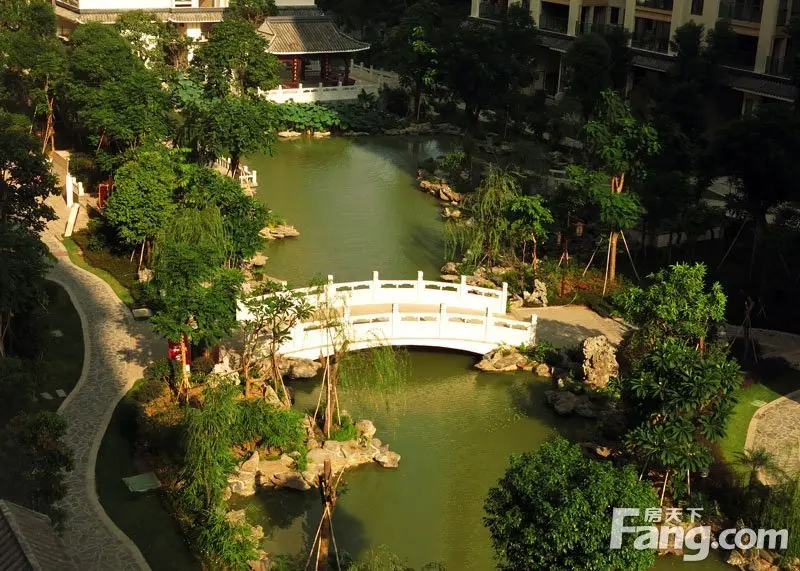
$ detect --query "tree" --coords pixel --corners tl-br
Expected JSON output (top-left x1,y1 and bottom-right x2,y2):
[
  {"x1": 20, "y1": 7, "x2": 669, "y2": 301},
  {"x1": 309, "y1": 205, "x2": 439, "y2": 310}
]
[
  {"x1": 0, "y1": 1, "x2": 66, "y2": 153},
  {"x1": 444, "y1": 166, "x2": 521, "y2": 268},
  {"x1": 708, "y1": 103, "x2": 800, "y2": 277},
  {"x1": 580, "y1": 89, "x2": 659, "y2": 284},
  {"x1": 605, "y1": 26, "x2": 631, "y2": 91},
  {"x1": 65, "y1": 23, "x2": 171, "y2": 166},
  {"x1": 0, "y1": 226, "x2": 50, "y2": 357},
  {"x1": 0, "y1": 357, "x2": 35, "y2": 424},
  {"x1": 178, "y1": 165, "x2": 270, "y2": 267},
  {"x1": 484, "y1": 437, "x2": 658, "y2": 570},
  {"x1": 736, "y1": 447, "x2": 785, "y2": 489},
  {"x1": 103, "y1": 144, "x2": 178, "y2": 266},
  {"x1": 227, "y1": 0, "x2": 276, "y2": 27},
  {"x1": 240, "y1": 281, "x2": 312, "y2": 401},
  {"x1": 115, "y1": 10, "x2": 192, "y2": 76},
  {"x1": 190, "y1": 19, "x2": 280, "y2": 98},
  {"x1": 387, "y1": 2, "x2": 440, "y2": 120},
  {"x1": 565, "y1": 33, "x2": 612, "y2": 117},
  {"x1": 621, "y1": 339, "x2": 742, "y2": 501},
  {"x1": 196, "y1": 95, "x2": 276, "y2": 175},
  {"x1": 615, "y1": 262, "x2": 726, "y2": 351},
  {"x1": 508, "y1": 194, "x2": 553, "y2": 274},
  {"x1": 0, "y1": 410, "x2": 74, "y2": 526},
  {"x1": 0, "y1": 112, "x2": 57, "y2": 231},
  {"x1": 149, "y1": 208, "x2": 243, "y2": 397},
  {"x1": 439, "y1": 6, "x2": 537, "y2": 134}
]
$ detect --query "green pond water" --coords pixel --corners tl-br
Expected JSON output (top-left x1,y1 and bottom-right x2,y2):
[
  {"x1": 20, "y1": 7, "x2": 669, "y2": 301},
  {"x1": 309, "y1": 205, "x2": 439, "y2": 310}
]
[{"x1": 232, "y1": 137, "x2": 730, "y2": 570}]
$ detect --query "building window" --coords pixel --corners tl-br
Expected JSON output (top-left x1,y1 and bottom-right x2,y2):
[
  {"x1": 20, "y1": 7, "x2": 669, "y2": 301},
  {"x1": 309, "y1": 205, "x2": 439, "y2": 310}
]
[
  {"x1": 610, "y1": 7, "x2": 620, "y2": 23},
  {"x1": 691, "y1": 0, "x2": 704, "y2": 14}
]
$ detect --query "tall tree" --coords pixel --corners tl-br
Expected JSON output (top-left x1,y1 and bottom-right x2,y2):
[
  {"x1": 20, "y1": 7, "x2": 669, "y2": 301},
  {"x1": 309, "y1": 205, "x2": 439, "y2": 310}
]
[
  {"x1": 190, "y1": 19, "x2": 280, "y2": 98},
  {"x1": 65, "y1": 23, "x2": 171, "y2": 167},
  {"x1": 227, "y1": 0, "x2": 276, "y2": 27},
  {"x1": 508, "y1": 194, "x2": 553, "y2": 274},
  {"x1": 708, "y1": 103, "x2": 800, "y2": 277},
  {"x1": 565, "y1": 33, "x2": 612, "y2": 117},
  {"x1": 485, "y1": 437, "x2": 658, "y2": 570}
]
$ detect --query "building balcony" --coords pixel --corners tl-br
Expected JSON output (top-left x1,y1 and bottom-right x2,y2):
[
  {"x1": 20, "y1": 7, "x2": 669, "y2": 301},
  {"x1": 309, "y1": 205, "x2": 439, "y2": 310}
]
[
  {"x1": 765, "y1": 56, "x2": 795, "y2": 77},
  {"x1": 721, "y1": 48, "x2": 757, "y2": 70},
  {"x1": 575, "y1": 21, "x2": 626, "y2": 36},
  {"x1": 718, "y1": 0, "x2": 762, "y2": 23},
  {"x1": 540, "y1": 14, "x2": 570, "y2": 34},
  {"x1": 631, "y1": 34, "x2": 670, "y2": 53},
  {"x1": 636, "y1": 0, "x2": 674, "y2": 10}
]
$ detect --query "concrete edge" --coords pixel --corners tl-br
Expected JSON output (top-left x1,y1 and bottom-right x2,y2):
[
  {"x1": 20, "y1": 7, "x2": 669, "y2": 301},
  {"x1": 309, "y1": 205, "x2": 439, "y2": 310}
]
[{"x1": 48, "y1": 264, "x2": 151, "y2": 571}]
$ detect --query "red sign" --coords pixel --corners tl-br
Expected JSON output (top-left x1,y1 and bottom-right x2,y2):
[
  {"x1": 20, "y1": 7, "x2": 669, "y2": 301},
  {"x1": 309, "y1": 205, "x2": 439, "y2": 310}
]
[{"x1": 167, "y1": 336, "x2": 191, "y2": 364}]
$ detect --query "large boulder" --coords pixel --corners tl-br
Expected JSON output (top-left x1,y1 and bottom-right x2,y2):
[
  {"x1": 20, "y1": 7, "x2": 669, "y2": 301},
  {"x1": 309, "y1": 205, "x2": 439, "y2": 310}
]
[
  {"x1": 440, "y1": 261, "x2": 458, "y2": 275},
  {"x1": 582, "y1": 335, "x2": 619, "y2": 389},
  {"x1": 524, "y1": 280, "x2": 548, "y2": 307},
  {"x1": 240, "y1": 451, "x2": 260, "y2": 474},
  {"x1": 475, "y1": 346, "x2": 532, "y2": 372},
  {"x1": 375, "y1": 450, "x2": 401, "y2": 468},
  {"x1": 283, "y1": 358, "x2": 322, "y2": 379},
  {"x1": 545, "y1": 390, "x2": 579, "y2": 415},
  {"x1": 355, "y1": 419, "x2": 377, "y2": 440},
  {"x1": 271, "y1": 472, "x2": 311, "y2": 491}
]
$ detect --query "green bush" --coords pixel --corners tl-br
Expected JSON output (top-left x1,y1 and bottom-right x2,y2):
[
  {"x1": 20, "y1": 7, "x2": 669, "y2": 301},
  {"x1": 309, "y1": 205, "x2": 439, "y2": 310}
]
[
  {"x1": 234, "y1": 398, "x2": 305, "y2": 451},
  {"x1": 274, "y1": 102, "x2": 341, "y2": 132},
  {"x1": 520, "y1": 339, "x2": 555, "y2": 364},
  {"x1": 331, "y1": 415, "x2": 357, "y2": 442},
  {"x1": 131, "y1": 377, "x2": 167, "y2": 405},
  {"x1": 191, "y1": 355, "x2": 215, "y2": 378}
]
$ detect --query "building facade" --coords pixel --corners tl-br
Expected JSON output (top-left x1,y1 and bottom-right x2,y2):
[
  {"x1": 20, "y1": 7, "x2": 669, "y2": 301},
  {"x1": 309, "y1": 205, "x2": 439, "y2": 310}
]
[{"x1": 471, "y1": 0, "x2": 798, "y2": 108}]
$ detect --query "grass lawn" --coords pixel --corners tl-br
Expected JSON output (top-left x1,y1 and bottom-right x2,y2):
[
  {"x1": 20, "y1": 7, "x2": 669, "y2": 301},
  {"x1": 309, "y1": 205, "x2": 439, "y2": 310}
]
[
  {"x1": 62, "y1": 237, "x2": 135, "y2": 306},
  {"x1": 720, "y1": 366, "x2": 800, "y2": 466},
  {"x1": 37, "y1": 281, "x2": 84, "y2": 411}
]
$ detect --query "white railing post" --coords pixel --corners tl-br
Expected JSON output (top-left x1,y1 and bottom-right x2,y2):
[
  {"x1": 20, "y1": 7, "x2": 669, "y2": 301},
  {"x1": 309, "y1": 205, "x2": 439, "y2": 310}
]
[
  {"x1": 289, "y1": 322, "x2": 304, "y2": 353},
  {"x1": 65, "y1": 175, "x2": 74, "y2": 207},
  {"x1": 326, "y1": 274, "x2": 334, "y2": 304},
  {"x1": 299, "y1": 83, "x2": 303, "y2": 90},
  {"x1": 391, "y1": 303, "x2": 399, "y2": 337},
  {"x1": 439, "y1": 303, "x2": 447, "y2": 338},
  {"x1": 252, "y1": 170, "x2": 257, "y2": 186},
  {"x1": 501, "y1": 282, "x2": 508, "y2": 314},
  {"x1": 529, "y1": 314, "x2": 537, "y2": 346},
  {"x1": 484, "y1": 308, "x2": 492, "y2": 341},
  {"x1": 372, "y1": 270, "x2": 380, "y2": 302},
  {"x1": 417, "y1": 271, "x2": 424, "y2": 300},
  {"x1": 459, "y1": 275, "x2": 467, "y2": 303}
]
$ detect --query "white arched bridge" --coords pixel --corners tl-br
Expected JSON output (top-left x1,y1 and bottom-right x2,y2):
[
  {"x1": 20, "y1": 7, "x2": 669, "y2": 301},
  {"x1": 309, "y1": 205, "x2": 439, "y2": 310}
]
[{"x1": 237, "y1": 271, "x2": 537, "y2": 358}]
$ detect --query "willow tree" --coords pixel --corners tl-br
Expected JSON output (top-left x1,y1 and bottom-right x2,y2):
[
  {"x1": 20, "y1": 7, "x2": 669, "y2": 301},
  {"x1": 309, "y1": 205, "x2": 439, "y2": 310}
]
[
  {"x1": 150, "y1": 207, "x2": 243, "y2": 399},
  {"x1": 445, "y1": 166, "x2": 521, "y2": 269}
]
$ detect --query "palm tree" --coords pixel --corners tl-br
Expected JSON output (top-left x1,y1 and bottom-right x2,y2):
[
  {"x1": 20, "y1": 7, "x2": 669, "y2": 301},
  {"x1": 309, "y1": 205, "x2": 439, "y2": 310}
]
[{"x1": 735, "y1": 447, "x2": 786, "y2": 487}]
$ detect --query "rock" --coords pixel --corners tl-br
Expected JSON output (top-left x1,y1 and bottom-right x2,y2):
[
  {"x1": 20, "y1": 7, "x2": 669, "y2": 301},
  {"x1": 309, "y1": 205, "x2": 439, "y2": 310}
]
[
  {"x1": 440, "y1": 261, "x2": 458, "y2": 275},
  {"x1": 443, "y1": 206, "x2": 461, "y2": 219},
  {"x1": 228, "y1": 471, "x2": 256, "y2": 496},
  {"x1": 322, "y1": 440, "x2": 343, "y2": 453},
  {"x1": 260, "y1": 224, "x2": 300, "y2": 240},
  {"x1": 355, "y1": 419, "x2": 377, "y2": 440},
  {"x1": 286, "y1": 358, "x2": 322, "y2": 379},
  {"x1": 312, "y1": 131, "x2": 331, "y2": 138},
  {"x1": 524, "y1": 280, "x2": 548, "y2": 307},
  {"x1": 489, "y1": 266, "x2": 514, "y2": 276},
  {"x1": 440, "y1": 274, "x2": 459, "y2": 283},
  {"x1": 271, "y1": 472, "x2": 311, "y2": 491},
  {"x1": 574, "y1": 397, "x2": 598, "y2": 418},
  {"x1": 582, "y1": 336, "x2": 619, "y2": 389},
  {"x1": 307, "y1": 447, "x2": 339, "y2": 465},
  {"x1": 419, "y1": 180, "x2": 463, "y2": 203},
  {"x1": 545, "y1": 390, "x2": 578, "y2": 415},
  {"x1": 248, "y1": 551, "x2": 271, "y2": 571},
  {"x1": 250, "y1": 253, "x2": 267, "y2": 267},
  {"x1": 132, "y1": 308, "x2": 152, "y2": 319},
  {"x1": 375, "y1": 450, "x2": 401, "y2": 468},
  {"x1": 240, "y1": 451, "x2": 259, "y2": 473},
  {"x1": 137, "y1": 268, "x2": 154, "y2": 283},
  {"x1": 595, "y1": 446, "x2": 612, "y2": 458},
  {"x1": 476, "y1": 346, "x2": 531, "y2": 372},
  {"x1": 263, "y1": 385, "x2": 282, "y2": 406},
  {"x1": 534, "y1": 363, "x2": 552, "y2": 377},
  {"x1": 278, "y1": 130, "x2": 302, "y2": 138},
  {"x1": 218, "y1": 345, "x2": 243, "y2": 372},
  {"x1": 509, "y1": 298, "x2": 524, "y2": 310}
]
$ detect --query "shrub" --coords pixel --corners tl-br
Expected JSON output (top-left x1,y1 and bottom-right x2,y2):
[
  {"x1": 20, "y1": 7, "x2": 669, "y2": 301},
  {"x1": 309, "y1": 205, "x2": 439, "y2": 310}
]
[
  {"x1": 131, "y1": 377, "x2": 167, "y2": 405},
  {"x1": 331, "y1": 415, "x2": 357, "y2": 442},
  {"x1": 520, "y1": 339, "x2": 555, "y2": 364},
  {"x1": 382, "y1": 87, "x2": 410, "y2": 117},
  {"x1": 234, "y1": 398, "x2": 304, "y2": 451},
  {"x1": 191, "y1": 355, "x2": 215, "y2": 379}
]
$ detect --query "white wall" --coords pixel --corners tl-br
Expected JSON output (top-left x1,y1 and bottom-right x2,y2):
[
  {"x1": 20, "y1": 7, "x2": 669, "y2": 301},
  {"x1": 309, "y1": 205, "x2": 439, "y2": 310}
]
[
  {"x1": 275, "y1": 0, "x2": 316, "y2": 6},
  {"x1": 78, "y1": 0, "x2": 177, "y2": 9}
]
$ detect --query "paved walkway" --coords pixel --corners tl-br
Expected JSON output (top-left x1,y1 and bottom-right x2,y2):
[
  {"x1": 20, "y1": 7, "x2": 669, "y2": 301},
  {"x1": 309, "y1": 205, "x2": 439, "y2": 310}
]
[
  {"x1": 741, "y1": 328, "x2": 800, "y2": 473},
  {"x1": 42, "y1": 199, "x2": 158, "y2": 571},
  {"x1": 511, "y1": 305, "x2": 632, "y2": 347}
]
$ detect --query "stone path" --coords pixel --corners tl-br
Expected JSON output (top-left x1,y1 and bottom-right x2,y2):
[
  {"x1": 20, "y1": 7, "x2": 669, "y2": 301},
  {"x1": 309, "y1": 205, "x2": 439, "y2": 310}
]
[
  {"x1": 42, "y1": 200, "x2": 160, "y2": 571},
  {"x1": 741, "y1": 328, "x2": 800, "y2": 473},
  {"x1": 511, "y1": 305, "x2": 632, "y2": 347}
]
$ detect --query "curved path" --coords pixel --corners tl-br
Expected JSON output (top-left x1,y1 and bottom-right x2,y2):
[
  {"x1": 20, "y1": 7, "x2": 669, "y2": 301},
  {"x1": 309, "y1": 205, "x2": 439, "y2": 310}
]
[
  {"x1": 42, "y1": 219, "x2": 157, "y2": 571},
  {"x1": 740, "y1": 328, "x2": 800, "y2": 474}
]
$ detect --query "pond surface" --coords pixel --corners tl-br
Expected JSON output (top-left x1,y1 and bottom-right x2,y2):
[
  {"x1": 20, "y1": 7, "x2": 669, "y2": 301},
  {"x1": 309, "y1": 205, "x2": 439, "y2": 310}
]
[{"x1": 237, "y1": 137, "x2": 729, "y2": 570}]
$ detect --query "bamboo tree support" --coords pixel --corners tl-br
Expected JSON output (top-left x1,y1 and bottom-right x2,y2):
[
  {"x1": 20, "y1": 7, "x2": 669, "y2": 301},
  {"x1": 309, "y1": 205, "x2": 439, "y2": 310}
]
[
  {"x1": 305, "y1": 460, "x2": 341, "y2": 571},
  {"x1": 660, "y1": 469, "x2": 670, "y2": 506},
  {"x1": 583, "y1": 245, "x2": 599, "y2": 277},
  {"x1": 619, "y1": 230, "x2": 640, "y2": 283},
  {"x1": 687, "y1": 469, "x2": 691, "y2": 497},
  {"x1": 717, "y1": 219, "x2": 749, "y2": 270},
  {"x1": 602, "y1": 232, "x2": 613, "y2": 296},
  {"x1": 603, "y1": 174, "x2": 625, "y2": 289}
]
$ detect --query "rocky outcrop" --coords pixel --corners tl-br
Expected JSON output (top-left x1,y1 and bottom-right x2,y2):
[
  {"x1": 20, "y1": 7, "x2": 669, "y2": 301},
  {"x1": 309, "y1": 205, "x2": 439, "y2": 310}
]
[
  {"x1": 582, "y1": 335, "x2": 619, "y2": 389},
  {"x1": 443, "y1": 206, "x2": 461, "y2": 219},
  {"x1": 278, "y1": 357, "x2": 322, "y2": 379},
  {"x1": 523, "y1": 279, "x2": 548, "y2": 307},
  {"x1": 226, "y1": 508, "x2": 264, "y2": 541},
  {"x1": 278, "y1": 131, "x2": 303, "y2": 138},
  {"x1": 227, "y1": 419, "x2": 399, "y2": 497},
  {"x1": 137, "y1": 268, "x2": 154, "y2": 283},
  {"x1": 419, "y1": 179, "x2": 463, "y2": 203},
  {"x1": 545, "y1": 390, "x2": 601, "y2": 418},
  {"x1": 475, "y1": 346, "x2": 552, "y2": 375},
  {"x1": 249, "y1": 253, "x2": 268, "y2": 267},
  {"x1": 384, "y1": 122, "x2": 462, "y2": 136},
  {"x1": 260, "y1": 225, "x2": 300, "y2": 240}
]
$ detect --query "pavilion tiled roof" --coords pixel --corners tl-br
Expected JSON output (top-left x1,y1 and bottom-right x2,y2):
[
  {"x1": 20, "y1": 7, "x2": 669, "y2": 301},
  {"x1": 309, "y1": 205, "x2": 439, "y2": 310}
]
[
  {"x1": 54, "y1": 5, "x2": 225, "y2": 24},
  {"x1": 0, "y1": 500, "x2": 78, "y2": 571},
  {"x1": 259, "y1": 15, "x2": 370, "y2": 55}
]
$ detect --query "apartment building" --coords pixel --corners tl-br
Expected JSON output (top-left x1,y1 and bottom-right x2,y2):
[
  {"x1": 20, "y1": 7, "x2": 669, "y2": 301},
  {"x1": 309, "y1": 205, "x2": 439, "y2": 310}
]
[{"x1": 471, "y1": 0, "x2": 798, "y2": 108}]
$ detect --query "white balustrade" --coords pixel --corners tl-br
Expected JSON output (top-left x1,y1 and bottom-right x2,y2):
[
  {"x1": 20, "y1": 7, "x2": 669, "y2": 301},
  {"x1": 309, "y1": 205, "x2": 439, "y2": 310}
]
[{"x1": 238, "y1": 271, "x2": 535, "y2": 357}]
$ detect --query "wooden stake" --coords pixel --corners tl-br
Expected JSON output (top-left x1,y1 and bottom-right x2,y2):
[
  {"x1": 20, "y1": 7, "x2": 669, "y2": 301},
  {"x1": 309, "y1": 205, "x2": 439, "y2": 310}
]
[
  {"x1": 620, "y1": 230, "x2": 640, "y2": 283},
  {"x1": 660, "y1": 469, "x2": 670, "y2": 506},
  {"x1": 583, "y1": 246, "x2": 599, "y2": 277},
  {"x1": 602, "y1": 232, "x2": 612, "y2": 296}
]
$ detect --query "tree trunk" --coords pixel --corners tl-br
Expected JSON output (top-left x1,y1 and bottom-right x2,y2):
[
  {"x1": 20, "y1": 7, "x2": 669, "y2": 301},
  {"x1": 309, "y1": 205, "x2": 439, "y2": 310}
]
[
  {"x1": 230, "y1": 155, "x2": 241, "y2": 178},
  {"x1": 609, "y1": 231, "x2": 619, "y2": 285},
  {"x1": 414, "y1": 79, "x2": 423, "y2": 121},
  {"x1": 179, "y1": 336, "x2": 189, "y2": 402}
]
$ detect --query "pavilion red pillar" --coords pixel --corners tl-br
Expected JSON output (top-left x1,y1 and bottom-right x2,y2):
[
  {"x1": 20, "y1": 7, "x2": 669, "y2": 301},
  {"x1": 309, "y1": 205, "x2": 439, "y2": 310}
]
[{"x1": 344, "y1": 58, "x2": 351, "y2": 85}]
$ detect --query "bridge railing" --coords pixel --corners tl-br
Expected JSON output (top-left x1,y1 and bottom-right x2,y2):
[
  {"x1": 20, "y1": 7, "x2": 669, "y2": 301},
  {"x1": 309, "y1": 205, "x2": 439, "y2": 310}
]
[
  {"x1": 278, "y1": 303, "x2": 536, "y2": 358},
  {"x1": 238, "y1": 271, "x2": 509, "y2": 321}
]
